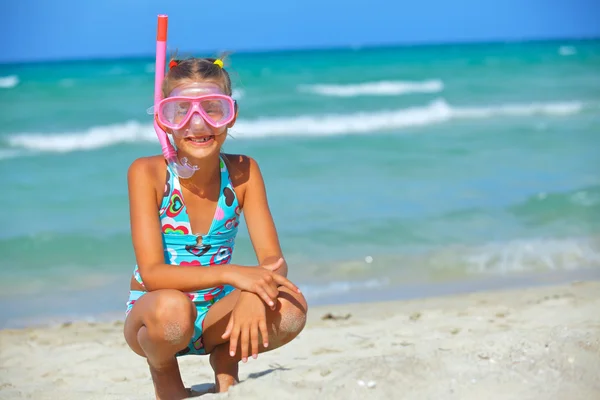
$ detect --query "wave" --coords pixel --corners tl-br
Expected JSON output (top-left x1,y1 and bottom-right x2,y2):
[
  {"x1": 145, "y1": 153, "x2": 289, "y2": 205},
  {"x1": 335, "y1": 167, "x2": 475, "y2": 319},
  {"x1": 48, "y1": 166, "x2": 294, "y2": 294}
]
[
  {"x1": 2, "y1": 99, "x2": 586, "y2": 154},
  {"x1": 6, "y1": 121, "x2": 152, "y2": 153},
  {"x1": 559, "y1": 46, "x2": 577, "y2": 56},
  {"x1": 460, "y1": 236, "x2": 600, "y2": 274},
  {"x1": 355, "y1": 236, "x2": 600, "y2": 279},
  {"x1": 0, "y1": 75, "x2": 19, "y2": 89},
  {"x1": 511, "y1": 184, "x2": 600, "y2": 212},
  {"x1": 298, "y1": 79, "x2": 443, "y2": 97},
  {"x1": 231, "y1": 99, "x2": 583, "y2": 137},
  {"x1": 300, "y1": 278, "x2": 389, "y2": 299},
  {"x1": 451, "y1": 101, "x2": 582, "y2": 118}
]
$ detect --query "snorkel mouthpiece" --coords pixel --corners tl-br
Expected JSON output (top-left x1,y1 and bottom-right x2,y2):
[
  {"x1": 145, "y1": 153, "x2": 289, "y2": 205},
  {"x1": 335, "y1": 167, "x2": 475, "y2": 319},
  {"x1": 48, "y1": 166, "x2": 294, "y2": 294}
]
[{"x1": 153, "y1": 14, "x2": 197, "y2": 178}]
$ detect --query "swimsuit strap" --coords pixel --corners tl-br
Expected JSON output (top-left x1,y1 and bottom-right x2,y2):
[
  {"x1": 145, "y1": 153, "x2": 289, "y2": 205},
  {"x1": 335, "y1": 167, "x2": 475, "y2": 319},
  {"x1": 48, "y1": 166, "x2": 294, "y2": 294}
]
[
  {"x1": 207, "y1": 155, "x2": 240, "y2": 236},
  {"x1": 159, "y1": 163, "x2": 177, "y2": 214},
  {"x1": 218, "y1": 156, "x2": 232, "y2": 194},
  {"x1": 160, "y1": 163, "x2": 193, "y2": 235}
]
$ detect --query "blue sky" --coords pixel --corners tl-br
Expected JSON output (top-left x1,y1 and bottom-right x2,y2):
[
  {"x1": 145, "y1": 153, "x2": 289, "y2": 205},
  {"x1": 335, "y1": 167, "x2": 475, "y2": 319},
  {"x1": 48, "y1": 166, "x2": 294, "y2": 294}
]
[{"x1": 2, "y1": 0, "x2": 599, "y2": 63}]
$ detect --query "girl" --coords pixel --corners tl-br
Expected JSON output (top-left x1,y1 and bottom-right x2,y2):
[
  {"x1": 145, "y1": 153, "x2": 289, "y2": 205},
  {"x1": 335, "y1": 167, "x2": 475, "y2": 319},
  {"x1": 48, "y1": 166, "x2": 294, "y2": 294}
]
[{"x1": 124, "y1": 56, "x2": 308, "y2": 399}]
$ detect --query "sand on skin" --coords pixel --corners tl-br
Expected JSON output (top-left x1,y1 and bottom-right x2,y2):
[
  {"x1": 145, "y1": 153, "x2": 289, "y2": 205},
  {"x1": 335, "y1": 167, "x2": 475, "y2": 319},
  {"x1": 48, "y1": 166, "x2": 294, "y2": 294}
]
[{"x1": 1, "y1": 281, "x2": 599, "y2": 400}]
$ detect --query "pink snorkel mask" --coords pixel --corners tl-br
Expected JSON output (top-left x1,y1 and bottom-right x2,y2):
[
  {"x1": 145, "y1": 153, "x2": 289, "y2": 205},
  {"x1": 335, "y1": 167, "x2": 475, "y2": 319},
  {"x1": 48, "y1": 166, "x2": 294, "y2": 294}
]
[
  {"x1": 157, "y1": 86, "x2": 236, "y2": 131},
  {"x1": 152, "y1": 15, "x2": 197, "y2": 178}
]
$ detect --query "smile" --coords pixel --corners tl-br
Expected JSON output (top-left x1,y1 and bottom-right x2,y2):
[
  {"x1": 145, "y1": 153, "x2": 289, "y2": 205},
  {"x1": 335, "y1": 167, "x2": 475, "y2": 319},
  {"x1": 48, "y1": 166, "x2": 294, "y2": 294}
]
[{"x1": 186, "y1": 135, "x2": 215, "y2": 146}]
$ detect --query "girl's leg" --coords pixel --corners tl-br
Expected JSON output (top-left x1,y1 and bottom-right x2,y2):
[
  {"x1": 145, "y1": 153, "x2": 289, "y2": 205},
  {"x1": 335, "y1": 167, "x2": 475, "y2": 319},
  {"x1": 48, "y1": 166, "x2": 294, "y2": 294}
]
[
  {"x1": 124, "y1": 289, "x2": 197, "y2": 400},
  {"x1": 201, "y1": 287, "x2": 308, "y2": 392}
]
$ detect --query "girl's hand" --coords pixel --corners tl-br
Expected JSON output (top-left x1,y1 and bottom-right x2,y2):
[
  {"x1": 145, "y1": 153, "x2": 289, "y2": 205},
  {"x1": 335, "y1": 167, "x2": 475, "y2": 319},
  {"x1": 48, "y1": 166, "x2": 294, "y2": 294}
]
[
  {"x1": 228, "y1": 258, "x2": 300, "y2": 309},
  {"x1": 221, "y1": 292, "x2": 269, "y2": 362}
]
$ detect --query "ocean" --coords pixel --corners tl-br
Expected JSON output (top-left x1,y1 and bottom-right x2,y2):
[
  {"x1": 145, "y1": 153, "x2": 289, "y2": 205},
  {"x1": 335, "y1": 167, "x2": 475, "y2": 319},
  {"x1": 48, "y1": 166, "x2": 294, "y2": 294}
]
[{"x1": 1, "y1": 39, "x2": 599, "y2": 328}]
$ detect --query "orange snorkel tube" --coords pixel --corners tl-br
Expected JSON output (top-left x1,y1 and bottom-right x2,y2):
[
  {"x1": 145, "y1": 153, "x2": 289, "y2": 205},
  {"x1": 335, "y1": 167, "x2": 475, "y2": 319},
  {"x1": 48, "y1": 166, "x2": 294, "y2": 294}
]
[{"x1": 153, "y1": 14, "x2": 197, "y2": 178}]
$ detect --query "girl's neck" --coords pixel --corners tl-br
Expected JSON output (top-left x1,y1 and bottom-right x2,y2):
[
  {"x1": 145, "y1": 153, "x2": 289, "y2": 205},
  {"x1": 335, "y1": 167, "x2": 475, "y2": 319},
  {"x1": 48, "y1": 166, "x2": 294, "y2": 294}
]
[{"x1": 177, "y1": 152, "x2": 221, "y2": 195}]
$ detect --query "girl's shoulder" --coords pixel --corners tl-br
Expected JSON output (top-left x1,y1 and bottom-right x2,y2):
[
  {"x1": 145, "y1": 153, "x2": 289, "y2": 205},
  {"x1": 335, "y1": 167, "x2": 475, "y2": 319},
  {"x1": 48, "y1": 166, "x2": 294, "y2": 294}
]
[
  {"x1": 127, "y1": 155, "x2": 168, "y2": 193},
  {"x1": 221, "y1": 153, "x2": 265, "y2": 206},
  {"x1": 222, "y1": 153, "x2": 255, "y2": 187}
]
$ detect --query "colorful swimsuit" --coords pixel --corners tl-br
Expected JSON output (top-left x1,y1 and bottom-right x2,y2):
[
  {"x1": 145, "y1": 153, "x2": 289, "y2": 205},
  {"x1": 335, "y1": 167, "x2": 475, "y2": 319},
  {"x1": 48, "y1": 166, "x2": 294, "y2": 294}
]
[{"x1": 126, "y1": 156, "x2": 241, "y2": 356}]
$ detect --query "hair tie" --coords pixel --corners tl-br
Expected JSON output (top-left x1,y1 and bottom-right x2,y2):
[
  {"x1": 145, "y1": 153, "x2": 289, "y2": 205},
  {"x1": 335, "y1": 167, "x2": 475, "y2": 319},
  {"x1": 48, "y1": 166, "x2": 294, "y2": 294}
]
[
  {"x1": 169, "y1": 59, "x2": 179, "y2": 70},
  {"x1": 213, "y1": 59, "x2": 224, "y2": 68}
]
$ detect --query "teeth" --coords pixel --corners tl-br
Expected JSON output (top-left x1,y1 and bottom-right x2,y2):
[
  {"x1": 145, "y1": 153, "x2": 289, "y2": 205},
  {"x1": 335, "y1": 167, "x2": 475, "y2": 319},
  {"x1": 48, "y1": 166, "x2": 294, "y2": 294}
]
[{"x1": 189, "y1": 136, "x2": 212, "y2": 143}]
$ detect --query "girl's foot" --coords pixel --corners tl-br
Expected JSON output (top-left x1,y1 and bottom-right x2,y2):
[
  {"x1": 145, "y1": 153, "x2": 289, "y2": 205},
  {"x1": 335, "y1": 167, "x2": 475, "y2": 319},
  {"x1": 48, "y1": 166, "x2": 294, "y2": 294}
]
[
  {"x1": 148, "y1": 358, "x2": 190, "y2": 400},
  {"x1": 209, "y1": 344, "x2": 239, "y2": 393}
]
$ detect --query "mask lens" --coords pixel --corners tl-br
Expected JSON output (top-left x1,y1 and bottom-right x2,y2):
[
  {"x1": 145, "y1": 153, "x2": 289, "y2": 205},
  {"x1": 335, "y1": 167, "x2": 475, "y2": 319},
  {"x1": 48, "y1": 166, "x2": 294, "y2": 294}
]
[
  {"x1": 160, "y1": 100, "x2": 192, "y2": 126},
  {"x1": 158, "y1": 96, "x2": 234, "y2": 128},
  {"x1": 200, "y1": 98, "x2": 233, "y2": 125}
]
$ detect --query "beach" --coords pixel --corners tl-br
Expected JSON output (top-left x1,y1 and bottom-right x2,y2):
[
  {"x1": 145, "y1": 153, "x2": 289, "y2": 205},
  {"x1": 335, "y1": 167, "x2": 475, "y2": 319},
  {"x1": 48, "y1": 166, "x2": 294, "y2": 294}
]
[
  {"x1": 2, "y1": 41, "x2": 600, "y2": 328},
  {"x1": 2, "y1": 280, "x2": 599, "y2": 400},
  {"x1": 1, "y1": 39, "x2": 599, "y2": 399}
]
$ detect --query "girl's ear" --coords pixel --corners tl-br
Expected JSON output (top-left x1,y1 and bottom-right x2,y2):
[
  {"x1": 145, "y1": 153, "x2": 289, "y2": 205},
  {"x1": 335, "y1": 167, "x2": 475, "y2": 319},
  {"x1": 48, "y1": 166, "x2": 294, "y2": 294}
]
[{"x1": 227, "y1": 101, "x2": 238, "y2": 128}]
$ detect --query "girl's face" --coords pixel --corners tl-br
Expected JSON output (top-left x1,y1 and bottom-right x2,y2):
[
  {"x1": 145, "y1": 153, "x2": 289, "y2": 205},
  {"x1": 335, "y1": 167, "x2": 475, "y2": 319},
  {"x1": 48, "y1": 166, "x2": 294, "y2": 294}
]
[{"x1": 165, "y1": 81, "x2": 236, "y2": 160}]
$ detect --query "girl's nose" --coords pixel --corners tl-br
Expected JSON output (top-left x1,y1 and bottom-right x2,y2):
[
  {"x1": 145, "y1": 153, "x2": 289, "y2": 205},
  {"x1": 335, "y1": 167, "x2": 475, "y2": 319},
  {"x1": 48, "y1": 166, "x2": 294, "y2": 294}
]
[{"x1": 189, "y1": 113, "x2": 208, "y2": 130}]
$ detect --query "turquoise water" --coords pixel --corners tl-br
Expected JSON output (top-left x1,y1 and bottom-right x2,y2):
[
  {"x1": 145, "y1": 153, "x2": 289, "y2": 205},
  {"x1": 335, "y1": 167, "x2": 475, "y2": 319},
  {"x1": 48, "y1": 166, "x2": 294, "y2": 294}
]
[{"x1": 1, "y1": 40, "x2": 599, "y2": 327}]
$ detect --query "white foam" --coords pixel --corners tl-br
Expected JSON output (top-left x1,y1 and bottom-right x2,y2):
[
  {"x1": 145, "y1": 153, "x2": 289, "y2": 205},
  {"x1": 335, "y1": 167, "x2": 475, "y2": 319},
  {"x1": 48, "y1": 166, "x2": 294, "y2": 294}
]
[
  {"x1": 7, "y1": 120, "x2": 154, "y2": 153},
  {"x1": 559, "y1": 46, "x2": 576, "y2": 56},
  {"x1": 463, "y1": 237, "x2": 600, "y2": 274},
  {"x1": 300, "y1": 278, "x2": 388, "y2": 299},
  {"x1": 0, "y1": 75, "x2": 19, "y2": 89},
  {"x1": 3, "y1": 99, "x2": 586, "y2": 153},
  {"x1": 298, "y1": 79, "x2": 444, "y2": 97},
  {"x1": 570, "y1": 190, "x2": 600, "y2": 207},
  {"x1": 452, "y1": 101, "x2": 583, "y2": 118},
  {"x1": 232, "y1": 100, "x2": 449, "y2": 137},
  {"x1": 231, "y1": 99, "x2": 583, "y2": 138}
]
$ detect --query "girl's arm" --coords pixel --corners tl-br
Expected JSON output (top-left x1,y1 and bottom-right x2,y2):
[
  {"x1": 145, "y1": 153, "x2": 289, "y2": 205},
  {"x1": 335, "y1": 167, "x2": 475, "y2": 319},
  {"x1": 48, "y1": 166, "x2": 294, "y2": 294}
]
[
  {"x1": 221, "y1": 156, "x2": 302, "y2": 356},
  {"x1": 128, "y1": 157, "x2": 297, "y2": 302},
  {"x1": 242, "y1": 157, "x2": 289, "y2": 277},
  {"x1": 128, "y1": 157, "x2": 228, "y2": 291}
]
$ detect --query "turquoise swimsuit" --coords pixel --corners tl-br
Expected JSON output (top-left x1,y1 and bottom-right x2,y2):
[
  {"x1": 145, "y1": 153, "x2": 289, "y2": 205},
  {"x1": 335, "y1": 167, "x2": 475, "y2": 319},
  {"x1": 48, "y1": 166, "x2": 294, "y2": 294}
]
[{"x1": 126, "y1": 156, "x2": 240, "y2": 356}]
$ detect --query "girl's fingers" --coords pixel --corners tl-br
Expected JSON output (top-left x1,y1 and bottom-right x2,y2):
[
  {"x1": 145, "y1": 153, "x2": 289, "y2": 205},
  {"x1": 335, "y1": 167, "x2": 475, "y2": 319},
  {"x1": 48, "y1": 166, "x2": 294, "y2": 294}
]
[
  {"x1": 240, "y1": 324, "x2": 250, "y2": 363},
  {"x1": 229, "y1": 325, "x2": 240, "y2": 357},
  {"x1": 221, "y1": 315, "x2": 234, "y2": 340},
  {"x1": 263, "y1": 282, "x2": 279, "y2": 304},
  {"x1": 258, "y1": 319, "x2": 269, "y2": 348},
  {"x1": 256, "y1": 288, "x2": 275, "y2": 308},
  {"x1": 273, "y1": 274, "x2": 301, "y2": 294},
  {"x1": 250, "y1": 323, "x2": 259, "y2": 359}
]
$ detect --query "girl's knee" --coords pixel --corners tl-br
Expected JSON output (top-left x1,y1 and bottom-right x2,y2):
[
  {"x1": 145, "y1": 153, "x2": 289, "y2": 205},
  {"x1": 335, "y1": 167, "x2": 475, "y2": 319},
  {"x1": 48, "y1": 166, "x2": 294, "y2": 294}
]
[
  {"x1": 277, "y1": 289, "x2": 308, "y2": 336},
  {"x1": 145, "y1": 290, "x2": 196, "y2": 345}
]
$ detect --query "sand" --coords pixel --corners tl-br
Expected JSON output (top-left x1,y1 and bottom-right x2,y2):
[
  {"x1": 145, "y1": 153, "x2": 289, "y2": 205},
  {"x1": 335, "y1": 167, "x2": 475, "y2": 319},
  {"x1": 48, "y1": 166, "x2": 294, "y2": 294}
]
[{"x1": 1, "y1": 281, "x2": 599, "y2": 400}]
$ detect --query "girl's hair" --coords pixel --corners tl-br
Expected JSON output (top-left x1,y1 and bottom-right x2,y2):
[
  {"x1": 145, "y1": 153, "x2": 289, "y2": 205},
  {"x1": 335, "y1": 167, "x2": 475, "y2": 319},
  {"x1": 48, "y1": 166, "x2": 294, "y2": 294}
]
[{"x1": 162, "y1": 54, "x2": 233, "y2": 97}]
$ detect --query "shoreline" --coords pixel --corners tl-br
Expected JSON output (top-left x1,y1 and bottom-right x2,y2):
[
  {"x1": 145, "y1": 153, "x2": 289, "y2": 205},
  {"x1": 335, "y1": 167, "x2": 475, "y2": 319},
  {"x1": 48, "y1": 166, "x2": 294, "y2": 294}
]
[
  {"x1": 2, "y1": 267, "x2": 599, "y2": 330},
  {"x1": 2, "y1": 279, "x2": 599, "y2": 399}
]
